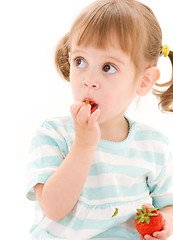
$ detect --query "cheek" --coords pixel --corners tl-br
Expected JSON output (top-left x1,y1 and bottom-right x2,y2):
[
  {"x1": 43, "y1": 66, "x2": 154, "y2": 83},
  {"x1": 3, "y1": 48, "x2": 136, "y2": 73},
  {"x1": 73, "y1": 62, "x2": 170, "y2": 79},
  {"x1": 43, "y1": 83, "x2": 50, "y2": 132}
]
[
  {"x1": 101, "y1": 83, "x2": 135, "y2": 109},
  {"x1": 70, "y1": 72, "x2": 80, "y2": 100},
  {"x1": 70, "y1": 80, "x2": 79, "y2": 100}
]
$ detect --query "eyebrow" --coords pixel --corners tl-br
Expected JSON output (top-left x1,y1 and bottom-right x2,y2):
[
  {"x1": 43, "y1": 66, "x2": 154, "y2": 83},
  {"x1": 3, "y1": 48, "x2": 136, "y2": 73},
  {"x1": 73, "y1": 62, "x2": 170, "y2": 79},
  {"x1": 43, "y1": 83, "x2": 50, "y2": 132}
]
[
  {"x1": 106, "y1": 56, "x2": 125, "y2": 65},
  {"x1": 71, "y1": 50, "x2": 125, "y2": 65}
]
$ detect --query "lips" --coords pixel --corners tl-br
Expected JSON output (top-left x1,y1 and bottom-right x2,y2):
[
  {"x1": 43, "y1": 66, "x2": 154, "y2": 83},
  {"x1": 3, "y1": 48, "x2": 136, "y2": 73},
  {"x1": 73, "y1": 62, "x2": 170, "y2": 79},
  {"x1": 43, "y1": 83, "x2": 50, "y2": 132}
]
[{"x1": 83, "y1": 98, "x2": 98, "y2": 114}]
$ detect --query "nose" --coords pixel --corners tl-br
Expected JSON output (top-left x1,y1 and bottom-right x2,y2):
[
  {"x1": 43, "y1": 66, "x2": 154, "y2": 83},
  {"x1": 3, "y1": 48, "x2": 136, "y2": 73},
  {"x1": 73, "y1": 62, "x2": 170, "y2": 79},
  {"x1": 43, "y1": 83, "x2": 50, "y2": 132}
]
[{"x1": 82, "y1": 80, "x2": 100, "y2": 89}]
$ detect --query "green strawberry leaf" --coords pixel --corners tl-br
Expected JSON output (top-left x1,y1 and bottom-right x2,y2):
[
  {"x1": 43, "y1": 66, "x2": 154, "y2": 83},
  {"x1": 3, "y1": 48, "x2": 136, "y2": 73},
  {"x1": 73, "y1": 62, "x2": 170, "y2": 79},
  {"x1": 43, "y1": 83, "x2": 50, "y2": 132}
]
[
  {"x1": 142, "y1": 206, "x2": 146, "y2": 213},
  {"x1": 148, "y1": 213, "x2": 158, "y2": 217},
  {"x1": 138, "y1": 218, "x2": 145, "y2": 224},
  {"x1": 137, "y1": 209, "x2": 142, "y2": 214},
  {"x1": 135, "y1": 215, "x2": 141, "y2": 220},
  {"x1": 149, "y1": 208, "x2": 158, "y2": 213},
  {"x1": 145, "y1": 216, "x2": 151, "y2": 224}
]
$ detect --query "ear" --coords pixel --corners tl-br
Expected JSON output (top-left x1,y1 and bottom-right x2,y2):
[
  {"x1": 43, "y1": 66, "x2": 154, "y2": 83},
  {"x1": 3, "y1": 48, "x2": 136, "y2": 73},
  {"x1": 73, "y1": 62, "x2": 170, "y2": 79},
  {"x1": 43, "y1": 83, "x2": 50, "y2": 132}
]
[{"x1": 137, "y1": 67, "x2": 160, "y2": 96}]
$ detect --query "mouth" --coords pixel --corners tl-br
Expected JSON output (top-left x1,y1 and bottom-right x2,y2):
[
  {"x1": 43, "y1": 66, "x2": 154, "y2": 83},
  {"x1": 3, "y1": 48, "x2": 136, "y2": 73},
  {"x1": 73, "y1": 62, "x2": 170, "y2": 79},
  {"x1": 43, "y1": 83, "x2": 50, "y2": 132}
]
[{"x1": 83, "y1": 98, "x2": 98, "y2": 114}]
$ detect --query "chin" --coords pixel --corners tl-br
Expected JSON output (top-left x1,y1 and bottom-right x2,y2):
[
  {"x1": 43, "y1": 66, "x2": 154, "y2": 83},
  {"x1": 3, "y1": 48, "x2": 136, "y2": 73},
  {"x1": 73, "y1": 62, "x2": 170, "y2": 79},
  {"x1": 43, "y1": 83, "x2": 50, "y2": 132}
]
[{"x1": 96, "y1": 114, "x2": 107, "y2": 125}]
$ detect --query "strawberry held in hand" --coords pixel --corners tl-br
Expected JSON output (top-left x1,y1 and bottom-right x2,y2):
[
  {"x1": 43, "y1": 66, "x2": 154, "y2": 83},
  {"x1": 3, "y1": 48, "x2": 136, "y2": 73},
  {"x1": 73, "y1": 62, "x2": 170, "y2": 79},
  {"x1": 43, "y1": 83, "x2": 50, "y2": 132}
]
[{"x1": 134, "y1": 206, "x2": 163, "y2": 236}]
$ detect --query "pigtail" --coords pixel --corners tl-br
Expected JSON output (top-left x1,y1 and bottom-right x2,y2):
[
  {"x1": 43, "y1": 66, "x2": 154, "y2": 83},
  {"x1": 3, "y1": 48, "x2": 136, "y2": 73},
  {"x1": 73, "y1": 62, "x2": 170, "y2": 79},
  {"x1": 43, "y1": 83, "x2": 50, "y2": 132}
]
[
  {"x1": 55, "y1": 33, "x2": 70, "y2": 81},
  {"x1": 152, "y1": 51, "x2": 173, "y2": 113}
]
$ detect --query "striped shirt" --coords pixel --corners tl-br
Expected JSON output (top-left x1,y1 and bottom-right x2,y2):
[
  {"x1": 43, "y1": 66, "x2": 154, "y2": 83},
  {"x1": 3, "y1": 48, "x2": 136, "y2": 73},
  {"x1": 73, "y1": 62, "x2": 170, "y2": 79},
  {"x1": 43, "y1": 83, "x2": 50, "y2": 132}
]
[{"x1": 26, "y1": 115, "x2": 173, "y2": 240}]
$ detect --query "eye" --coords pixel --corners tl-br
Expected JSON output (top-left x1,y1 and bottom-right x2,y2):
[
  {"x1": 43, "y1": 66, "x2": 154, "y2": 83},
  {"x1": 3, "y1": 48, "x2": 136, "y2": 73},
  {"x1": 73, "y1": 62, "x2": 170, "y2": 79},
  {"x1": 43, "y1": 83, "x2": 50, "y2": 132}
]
[
  {"x1": 74, "y1": 57, "x2": 86, "y2": 68},
  {"x1": 103, "y1": 64, "x2": 118, "y2": 74}
]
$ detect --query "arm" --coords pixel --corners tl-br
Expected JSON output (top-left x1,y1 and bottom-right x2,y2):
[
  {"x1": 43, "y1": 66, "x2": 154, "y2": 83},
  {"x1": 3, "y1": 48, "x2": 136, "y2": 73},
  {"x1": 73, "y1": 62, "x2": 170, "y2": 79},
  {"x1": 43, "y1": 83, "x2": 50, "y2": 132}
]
[
  {"x1": 34, "y1": 102, "x2": 101, "y2": 221},
  {"x1": 34, "y1": 142, "x2": 95, "y2": 221}
]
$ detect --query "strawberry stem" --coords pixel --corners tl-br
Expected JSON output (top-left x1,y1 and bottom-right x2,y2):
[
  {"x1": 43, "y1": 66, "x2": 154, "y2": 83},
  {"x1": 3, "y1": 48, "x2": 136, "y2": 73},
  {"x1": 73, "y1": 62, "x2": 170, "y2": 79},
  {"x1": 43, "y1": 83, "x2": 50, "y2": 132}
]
[{"x1": 135, "y1": 207, "x2": 158, "y2": 224}]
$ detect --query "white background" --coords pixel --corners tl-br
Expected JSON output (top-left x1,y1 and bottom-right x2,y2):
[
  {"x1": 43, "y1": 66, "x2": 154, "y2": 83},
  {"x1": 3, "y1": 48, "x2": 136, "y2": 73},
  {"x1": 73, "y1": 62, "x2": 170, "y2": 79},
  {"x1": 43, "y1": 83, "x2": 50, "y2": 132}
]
[{"x1": 0, "y1": 0, "x2": 173, "y2": 239}]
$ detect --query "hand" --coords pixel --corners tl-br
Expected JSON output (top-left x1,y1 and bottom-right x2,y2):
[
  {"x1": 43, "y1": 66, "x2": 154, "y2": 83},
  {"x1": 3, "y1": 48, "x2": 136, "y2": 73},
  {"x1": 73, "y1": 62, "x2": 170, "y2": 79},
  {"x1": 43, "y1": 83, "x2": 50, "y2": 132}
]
[
  {"x1": 70, "y1": 101, "x2": 101, "y2": 148},
  {"x1": 139, "y1": 205, "x2": 172, "y2": 240}
]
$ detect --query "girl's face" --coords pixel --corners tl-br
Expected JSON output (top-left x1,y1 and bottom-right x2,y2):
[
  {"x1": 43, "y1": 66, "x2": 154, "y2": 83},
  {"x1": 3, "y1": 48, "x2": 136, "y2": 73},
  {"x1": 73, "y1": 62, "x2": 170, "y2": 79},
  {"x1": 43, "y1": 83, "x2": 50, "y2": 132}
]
[{"x1": 69, "y1": 36, "x2": 141, "y2": 126}]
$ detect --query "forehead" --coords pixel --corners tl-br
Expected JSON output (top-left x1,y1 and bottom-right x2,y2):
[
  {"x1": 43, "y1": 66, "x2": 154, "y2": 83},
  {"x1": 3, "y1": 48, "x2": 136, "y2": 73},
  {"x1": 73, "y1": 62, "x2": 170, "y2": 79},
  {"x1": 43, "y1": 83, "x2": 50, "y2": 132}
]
[
  {"x1": 70, "y1": 28, "x2": 123, "y2": 52},
  {"x1": 70, "y1": 29, "x2": 131, "y2": 63}
]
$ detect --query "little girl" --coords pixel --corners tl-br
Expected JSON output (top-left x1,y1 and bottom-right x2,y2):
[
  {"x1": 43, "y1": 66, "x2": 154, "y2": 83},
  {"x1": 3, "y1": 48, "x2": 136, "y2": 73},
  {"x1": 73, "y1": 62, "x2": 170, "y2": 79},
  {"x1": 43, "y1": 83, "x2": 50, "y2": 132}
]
[{"x1": 26, "y1": 0, "x2": 173, "y2": 239}]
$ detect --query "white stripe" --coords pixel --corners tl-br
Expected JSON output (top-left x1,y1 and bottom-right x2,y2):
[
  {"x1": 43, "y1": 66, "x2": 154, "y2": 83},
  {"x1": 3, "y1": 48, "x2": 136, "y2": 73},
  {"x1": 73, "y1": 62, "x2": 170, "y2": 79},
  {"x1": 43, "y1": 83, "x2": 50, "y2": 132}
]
[
  {"x1": 72, "y1": 195, "x2": 152, "y2": 220},
  {"x1": 137, "y1": 124, "x2": 161, "y2": 132},
  {"x1": 84, "y1": 174, "x2": 145, "y2": 188},
  {"x1": 119, "y1": 218, "x2": 137, "y2": 232},
  {"x1": 39, "y1": 195, "x2": 152, "y2": 239},
  {"x1": 32, "y1": 125, "x2": 73, "y2": 147},
  {"x1": 151, "y1": 189, "x2": 173, "y2": 199},
  {"x1": 79, "y1": 190, "x2": 151, "y2": 205},
  {"x1": 28, "y1": 145, "x2": 65, "y2": 163},
  {"x1": 35, "y1": 208, "x2": 44, "y2": 222},
  {"x1": 26, "y1": 167, "x2": 57, "y2": 184},
  {"x1": 32, "y1": 126, "x2": 58, "y2": 139},
  {"x1": 148, "y1": 158, "x2": 173, "y2": 187},
  {"x1": 167, "y1": 157, "x2": 173, "y2": 175},
  {"x1": 93, "y1": 151, "x2": 163, "y2": 170},
  {"x1": 40, "y1": 219, "x2": 104, "y2": 240},
  {"x1": 130, "y1": 139, "x2": 168, "y2": 153},
  {"x1": 93, "y1": 239, "x2": 124, "y2": 240},
  {"x1": 38, "y1": 122, "x2": 74, "y2": 141}
]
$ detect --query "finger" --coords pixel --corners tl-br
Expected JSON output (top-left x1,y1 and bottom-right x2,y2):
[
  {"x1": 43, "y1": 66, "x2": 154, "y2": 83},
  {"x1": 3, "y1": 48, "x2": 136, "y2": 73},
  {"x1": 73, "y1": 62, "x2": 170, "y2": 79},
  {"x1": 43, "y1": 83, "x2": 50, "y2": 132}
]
[
  {"x1": 77, "y1": 104, "x2": 91, "y2": 123},
  {"x1": 153, "y1": 230, "x2": 166, "y2": 239},
  {"x1": 142, "y1": 204, "x2": 154, "y2": 209},
  {"x1": 161, "y1": 216, "x2": 168, "y2": 231},
  {"x1": 143, "y1": 235, "x2": 157, "y2": 240},
  {"x1": 88, "y1": 109, "x2": 101, "y2": 127},
  {"x1": 139, "y1": 234, "x2": 145, "y2": 240},
  {"x1": 70, "y1": 101, "x2": 86, "y2": 118},
  {"x1": 152, "y1": 218, "x2": 169, "y2": 238}
]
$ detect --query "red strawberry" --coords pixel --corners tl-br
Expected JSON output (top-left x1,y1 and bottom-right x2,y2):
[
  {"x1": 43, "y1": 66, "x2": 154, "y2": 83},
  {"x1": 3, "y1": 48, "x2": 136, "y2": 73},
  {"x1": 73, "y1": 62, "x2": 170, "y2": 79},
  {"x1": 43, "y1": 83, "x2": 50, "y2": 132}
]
[{"x1": 134, "y1": 206, "x2": 163, "y2": 235}]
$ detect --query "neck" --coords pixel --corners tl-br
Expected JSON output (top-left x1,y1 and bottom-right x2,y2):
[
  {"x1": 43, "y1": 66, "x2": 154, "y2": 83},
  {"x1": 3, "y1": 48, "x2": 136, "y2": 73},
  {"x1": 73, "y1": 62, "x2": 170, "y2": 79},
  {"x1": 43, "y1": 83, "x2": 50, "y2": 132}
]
[{"x1": 99, "y1": 115, "x2": 129, "y2": 142}]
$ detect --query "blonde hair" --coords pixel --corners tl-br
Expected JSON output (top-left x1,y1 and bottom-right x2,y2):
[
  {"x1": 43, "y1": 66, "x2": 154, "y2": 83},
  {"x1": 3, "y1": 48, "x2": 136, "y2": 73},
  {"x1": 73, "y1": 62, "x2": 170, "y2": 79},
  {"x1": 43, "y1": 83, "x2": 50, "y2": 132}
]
[{"x1": 55, "y1": 0, "x2": 173, "y2": 113}]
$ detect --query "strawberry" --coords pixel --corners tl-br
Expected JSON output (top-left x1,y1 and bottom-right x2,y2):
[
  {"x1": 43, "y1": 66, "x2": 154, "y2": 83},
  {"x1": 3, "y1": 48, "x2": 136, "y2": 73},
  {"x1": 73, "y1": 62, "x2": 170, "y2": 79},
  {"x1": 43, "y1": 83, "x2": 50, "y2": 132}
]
[{"x1": 134, "y1": 206, "x2": 163, "y2": 235}]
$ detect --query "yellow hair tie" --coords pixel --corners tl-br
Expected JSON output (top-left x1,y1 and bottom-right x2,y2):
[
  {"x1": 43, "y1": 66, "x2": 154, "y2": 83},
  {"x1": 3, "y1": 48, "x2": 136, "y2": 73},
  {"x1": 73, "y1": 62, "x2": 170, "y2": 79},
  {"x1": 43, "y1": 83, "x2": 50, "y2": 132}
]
[{"x1": 160, "y1": 45, "x2": 170, "y2": 57}]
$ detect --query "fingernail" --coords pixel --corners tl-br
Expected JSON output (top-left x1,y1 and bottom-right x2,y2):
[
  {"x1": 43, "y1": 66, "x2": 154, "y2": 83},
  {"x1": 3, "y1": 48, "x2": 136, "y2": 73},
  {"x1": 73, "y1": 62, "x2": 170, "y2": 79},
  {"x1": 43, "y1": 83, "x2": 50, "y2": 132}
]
[{"x1": 86, "y1": 103, "x2": 91, "y2": 108}]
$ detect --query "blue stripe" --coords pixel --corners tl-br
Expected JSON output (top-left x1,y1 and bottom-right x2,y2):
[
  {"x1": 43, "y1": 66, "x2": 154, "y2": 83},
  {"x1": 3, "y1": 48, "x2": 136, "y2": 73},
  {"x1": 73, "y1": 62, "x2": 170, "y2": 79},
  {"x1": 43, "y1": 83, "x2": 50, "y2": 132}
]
[
  {"x1": 58, "y1": 211, "x2": 135, "y2": 230},
  {"x1": 77, "y1": 197, "x2": 144, "y2": 209},
  {"x1": 30, "y1": 135, "x2": 68, "y2": 154},
  {"x1": 147, "y1": 165, "x2": 167, "y2": 186},
  {"x1": 91, "y1": 225, "x2": 139, "y2": 239},
  {"x1": 152, "y1": 196, "x2": 173, "y2": 209},
  {"x1": 27, "y1": 155, "x2": 63, "y2": 170},
  {"x1": 151, "y1": 175, "x2": 173, "y2": 195},
  {"x1": 134, "y1": 130, "x2": 168, "y2": 144},
  {"x1": 89, "y1": 162, "x2": 149, "y2": 177},
  {"x1": 30, "y1": 224, "x2": 57, "y2": 239},
  {"x1": 81, "y1": 182, "x2": 148, "y2": 200},
  {"x1": 43, "y1": 119, "x2": 73, "y2": 133},
  {"x1": 26, "y1": 173, "x2": 52, "y2": 198},
  {"x1": 30, "y1": 135, "x2": 59, "y2": 150},
  {"x1": 30, "y1": 223, "x2": 139, "y2": 240}
]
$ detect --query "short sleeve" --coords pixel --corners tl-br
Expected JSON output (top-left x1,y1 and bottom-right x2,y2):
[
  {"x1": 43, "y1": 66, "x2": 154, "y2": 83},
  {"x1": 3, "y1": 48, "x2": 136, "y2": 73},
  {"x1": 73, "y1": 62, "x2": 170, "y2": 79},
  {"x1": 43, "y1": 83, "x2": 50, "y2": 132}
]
[
  {"x1": 26, "y1": 120, "x2": 68, "y2": 201},
  {"x1": 147, "y1": 141, "x2": 173, "y2": 209}
]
